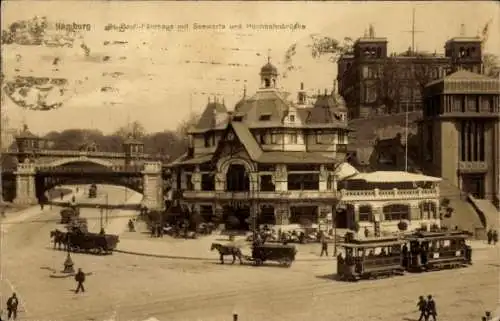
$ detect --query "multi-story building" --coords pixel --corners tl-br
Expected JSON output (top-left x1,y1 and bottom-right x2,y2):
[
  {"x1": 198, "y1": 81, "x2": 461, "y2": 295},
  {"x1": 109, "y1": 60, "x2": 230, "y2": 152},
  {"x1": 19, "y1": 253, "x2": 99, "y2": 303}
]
[
  {"x1": 418, "y1": 70, "x2": 500, "y2": 207},
  {"x1": 169, "y1": 60, "x2": 350, "y2": 230},
  {"x1": 337, "y1": 29, "x2": 483, "y2": 119},
  {"x1": 337, "y1": 170, "x2": 441, "y2": 235},
  {"x1": 169, "y1": 61, "x2": 442, "y2": 234}
]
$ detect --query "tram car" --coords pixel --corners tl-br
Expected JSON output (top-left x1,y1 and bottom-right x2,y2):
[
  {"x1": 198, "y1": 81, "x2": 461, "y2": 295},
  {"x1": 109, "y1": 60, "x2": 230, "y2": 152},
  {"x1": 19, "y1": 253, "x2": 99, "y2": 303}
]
[
  {"x1": 337, "y1": 236, "x2": 406, "y2": 281},
  {"x1": 404, "y1": 230, "x2": 473, "y2": 272},
  {"x1": 336, "y1": 230, "x2": 472, "y2": 282}
]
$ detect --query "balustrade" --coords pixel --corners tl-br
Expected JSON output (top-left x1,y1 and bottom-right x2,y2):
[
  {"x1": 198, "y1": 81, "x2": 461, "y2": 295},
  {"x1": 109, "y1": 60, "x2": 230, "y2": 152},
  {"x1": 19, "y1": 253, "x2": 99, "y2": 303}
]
[{"x1": 341, "y1": 187, "x2": 439, "y2": 200}]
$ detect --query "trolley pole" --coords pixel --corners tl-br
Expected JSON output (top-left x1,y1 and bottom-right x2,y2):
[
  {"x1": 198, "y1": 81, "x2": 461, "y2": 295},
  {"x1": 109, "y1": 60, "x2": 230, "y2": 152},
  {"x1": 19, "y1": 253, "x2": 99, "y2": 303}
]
[
  {"x1": 105, "y1": 193, "x2": 109, "y2": 224},
  {"x1": 99, "y1": 206, "x2": 103, "y2": 230}
]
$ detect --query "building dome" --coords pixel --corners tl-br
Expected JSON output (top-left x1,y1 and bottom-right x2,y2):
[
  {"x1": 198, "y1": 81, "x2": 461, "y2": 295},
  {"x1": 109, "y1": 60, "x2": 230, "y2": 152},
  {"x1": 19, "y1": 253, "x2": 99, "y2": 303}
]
[{"x1": 260, "y1": 62, "x2": 278, "y2": 75}]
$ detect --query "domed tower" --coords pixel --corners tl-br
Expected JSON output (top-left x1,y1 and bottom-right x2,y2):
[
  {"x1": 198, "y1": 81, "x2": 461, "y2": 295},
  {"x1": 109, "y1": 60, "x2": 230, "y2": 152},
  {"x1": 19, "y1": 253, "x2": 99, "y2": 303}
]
[{"x1": 259, "y1": 56, "x2": 278, "y2": 89}]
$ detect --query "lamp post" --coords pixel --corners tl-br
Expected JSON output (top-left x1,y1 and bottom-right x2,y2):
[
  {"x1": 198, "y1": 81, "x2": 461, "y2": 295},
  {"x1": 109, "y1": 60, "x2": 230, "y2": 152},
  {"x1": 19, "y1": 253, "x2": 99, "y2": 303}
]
[
  {"x1": 62, "y1": 235, "x2": 74, "y2": 274},
  {"x1": 105, "y1": 193, "x2": 109, "y2": 224}
]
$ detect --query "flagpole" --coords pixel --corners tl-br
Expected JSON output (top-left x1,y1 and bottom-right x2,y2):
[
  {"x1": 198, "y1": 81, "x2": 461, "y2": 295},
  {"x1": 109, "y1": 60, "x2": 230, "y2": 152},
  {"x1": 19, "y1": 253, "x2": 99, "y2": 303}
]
[{"x1": 405, "y1": 100, "x2": 409, "y2": 172}]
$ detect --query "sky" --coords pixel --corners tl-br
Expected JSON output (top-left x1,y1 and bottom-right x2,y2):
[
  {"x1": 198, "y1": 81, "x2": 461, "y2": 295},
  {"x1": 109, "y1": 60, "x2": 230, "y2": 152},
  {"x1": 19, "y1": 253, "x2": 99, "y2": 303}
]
[{"x1": 1, "y1": 1, "x2": 499, "y2": 135}]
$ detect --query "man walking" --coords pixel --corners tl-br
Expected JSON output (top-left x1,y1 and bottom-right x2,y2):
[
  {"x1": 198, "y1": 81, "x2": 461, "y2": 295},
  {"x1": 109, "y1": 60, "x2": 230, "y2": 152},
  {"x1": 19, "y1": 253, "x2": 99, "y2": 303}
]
[
  {"x1": 493, "y1": 230, "x2": 498, "y2": 245},
  {"x1": 417, "y1": 295, "x2": 427, "y2": 321},
  {"x1": 487, "y1": 229, "x2": 493, "y2": 245},
  {"x1": 426, "y1": 295, "x2": 437, "y2": 321},
  {"x1": 6, "y1": 293, "x2": 18, "y2": 320},
  {"x1": 75, "y1": 268, "x2": 86, "y2": 293},
  {"x1": 320, "y1": 232, "x2": 329, "y2": 257}
]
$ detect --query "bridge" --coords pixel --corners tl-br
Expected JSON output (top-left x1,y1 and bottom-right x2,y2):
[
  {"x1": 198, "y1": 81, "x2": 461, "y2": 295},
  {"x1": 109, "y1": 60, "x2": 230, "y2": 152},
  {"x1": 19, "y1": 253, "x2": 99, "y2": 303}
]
[{"x1": 1, "y1": 127, "x2": 171, "y2": 210}]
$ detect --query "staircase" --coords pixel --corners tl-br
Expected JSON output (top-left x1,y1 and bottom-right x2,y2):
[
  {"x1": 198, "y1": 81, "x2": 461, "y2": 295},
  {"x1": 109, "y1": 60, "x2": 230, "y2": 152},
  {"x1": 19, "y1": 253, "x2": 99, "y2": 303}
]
[
  {"x1": 468, "y1": 196, "x2": 500, "y2": 230},
  {"x1": 439, "y1": 179, "x2": 485, "y2": 239}
]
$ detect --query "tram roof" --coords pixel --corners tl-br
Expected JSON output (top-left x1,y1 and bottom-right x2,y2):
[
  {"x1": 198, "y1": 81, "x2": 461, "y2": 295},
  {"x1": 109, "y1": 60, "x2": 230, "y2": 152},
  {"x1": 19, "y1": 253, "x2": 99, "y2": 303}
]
[
  {"x1": 404, "y1": 231, "x2": 472, "y2": 241},
  {"x1": 341, "y1": 239, "x2": 405, "y2": 249}
]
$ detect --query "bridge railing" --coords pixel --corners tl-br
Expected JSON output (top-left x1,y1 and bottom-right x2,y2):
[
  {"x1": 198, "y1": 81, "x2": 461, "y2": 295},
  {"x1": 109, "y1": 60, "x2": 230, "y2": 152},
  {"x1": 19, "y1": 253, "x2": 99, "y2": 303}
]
[
  {"x1": 5, "y1": 149, "x2": 170, "y2": 161},
  {"x1": 37, "y1": 164, "x2": 145, "y2": 173}
]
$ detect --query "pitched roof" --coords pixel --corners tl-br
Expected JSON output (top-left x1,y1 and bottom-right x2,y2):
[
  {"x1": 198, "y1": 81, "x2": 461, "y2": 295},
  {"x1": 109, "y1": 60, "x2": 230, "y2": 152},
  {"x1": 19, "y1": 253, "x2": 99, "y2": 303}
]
[
  {"x1": 257, "y1": 151, "x2": 340, "y2": 164},
  {"x1": 192, "y1": 101, "x2": 228, "y2": 132},
  {"x1": 235, "y1": 90, "x2": 291, "y2": 126},
  {"x1": 230, "y1": 121, "x2": 263, "y2": 161}
]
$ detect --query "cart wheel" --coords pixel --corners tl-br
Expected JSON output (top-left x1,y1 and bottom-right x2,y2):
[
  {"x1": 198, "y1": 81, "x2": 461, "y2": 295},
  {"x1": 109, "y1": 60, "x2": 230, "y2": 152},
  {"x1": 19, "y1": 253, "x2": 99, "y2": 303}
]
[{"x1": 281, "y1": 258, "x2": 292, "y2": 268}]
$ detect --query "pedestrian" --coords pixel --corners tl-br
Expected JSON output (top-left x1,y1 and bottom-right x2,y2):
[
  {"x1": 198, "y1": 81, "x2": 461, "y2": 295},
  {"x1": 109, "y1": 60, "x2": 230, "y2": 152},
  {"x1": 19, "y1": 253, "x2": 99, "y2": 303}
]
[
  {"x1": 364, "y1": 226, "x2": 370, "y2": 238},
  {"x1": 417, "y1": 295, "x2": 427, "y2": 321},
  {"x1": 487, "y1": 229, "x2": 493, "y2": 245},
  {"x1": 60, "y1": 191, "x2": 64, "y2": 200},
  {"x1": 6, "y1": 292, "x2": 18, "y2": 320},
  {"x1": 1, "y1": 207, "x2": 6, "y2": 218},
  {"x1": 493, "y1": 230, "x2": 498, "y2": 245},
  {"x1": 75, "y1": 268, "x2": 86, "y2": 293},
  {"x1": 320, "y1": 233, "x2": 329, "y2": 257},
  {"x1": 426, "y1": 295, "x2": 437, "y2": 321}
]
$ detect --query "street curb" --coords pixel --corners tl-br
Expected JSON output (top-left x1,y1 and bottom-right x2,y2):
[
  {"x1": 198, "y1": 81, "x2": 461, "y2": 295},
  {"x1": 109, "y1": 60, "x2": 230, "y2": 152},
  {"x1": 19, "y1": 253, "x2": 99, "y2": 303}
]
[
  {"x1": 113, "y1": 249, "x2": 215, "y2": 261},
  {"x1": 113, "y1": 248, "x2": 336, "y2": 262},
  {"x1": 114, "y1": 245, "x2": 494, "y2": 262}
]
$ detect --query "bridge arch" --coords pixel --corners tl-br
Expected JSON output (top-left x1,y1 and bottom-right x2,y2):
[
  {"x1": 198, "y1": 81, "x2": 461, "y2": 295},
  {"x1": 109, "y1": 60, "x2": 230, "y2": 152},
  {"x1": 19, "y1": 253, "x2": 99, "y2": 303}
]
[{"x1": 46, "y1": 157, "x2": 114, "y2": 168}]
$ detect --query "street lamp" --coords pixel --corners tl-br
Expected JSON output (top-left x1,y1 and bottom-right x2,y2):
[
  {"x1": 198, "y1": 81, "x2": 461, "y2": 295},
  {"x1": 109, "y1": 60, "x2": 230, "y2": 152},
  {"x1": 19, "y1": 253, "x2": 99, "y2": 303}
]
[{"x1": 62, "y1": 236, "x2": 74, "y2": 274}]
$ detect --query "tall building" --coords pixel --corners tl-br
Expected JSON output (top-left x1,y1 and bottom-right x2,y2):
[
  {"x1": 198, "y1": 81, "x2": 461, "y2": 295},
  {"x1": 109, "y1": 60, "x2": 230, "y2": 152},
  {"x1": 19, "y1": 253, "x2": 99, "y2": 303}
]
[
  {"x1": 418, "y1": 70, "x2": 500, "y2": 206},
  {"x1": 337, "y1": 30, "x2": 483, "y2": 119},
  {"x1": 168, "y1": 60, "x2": 442, "y2": 234}
]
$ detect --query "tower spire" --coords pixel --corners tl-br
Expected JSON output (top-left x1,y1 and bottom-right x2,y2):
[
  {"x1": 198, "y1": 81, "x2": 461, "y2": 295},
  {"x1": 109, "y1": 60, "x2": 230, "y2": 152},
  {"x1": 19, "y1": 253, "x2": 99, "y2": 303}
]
[{"x1": 267, "y1": 48, "x2": 271, "y2": 63}]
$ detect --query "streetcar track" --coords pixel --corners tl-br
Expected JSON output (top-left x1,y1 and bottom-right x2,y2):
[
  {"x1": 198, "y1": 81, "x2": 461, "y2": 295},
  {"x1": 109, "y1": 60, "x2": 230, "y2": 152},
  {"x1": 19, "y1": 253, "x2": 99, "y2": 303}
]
[{"x1": 42, "y1": 261, "x2": 497, "y2": 320}]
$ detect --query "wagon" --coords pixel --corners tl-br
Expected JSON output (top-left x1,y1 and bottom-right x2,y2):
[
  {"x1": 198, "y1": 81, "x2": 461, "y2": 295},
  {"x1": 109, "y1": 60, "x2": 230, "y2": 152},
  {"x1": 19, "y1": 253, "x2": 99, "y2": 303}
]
[
  {"x1": 60, "y1": 207, "x2": 80, "y2": 224},
  {"x1": 247, "y1": 243, "x2": 297, "y2": 267},
  {"x1": 67, "y1": 231, "x2": 120, "y2": 255}
]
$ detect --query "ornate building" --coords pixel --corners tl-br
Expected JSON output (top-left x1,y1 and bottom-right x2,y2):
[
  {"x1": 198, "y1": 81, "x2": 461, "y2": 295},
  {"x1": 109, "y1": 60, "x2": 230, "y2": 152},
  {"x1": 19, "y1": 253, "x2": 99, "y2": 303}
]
[
  {"x1": 169, "y1": 60, "x2": 350, "y2": 230},
  {"x1": 418, "y1": 70, "x2": 500, "y2": 206},
  {"x1": 337, "y1": 29, "x2": 483, "y2": 119},
  {"x1": 169, "y1": 61, "x2": 442, "y2": 234}
]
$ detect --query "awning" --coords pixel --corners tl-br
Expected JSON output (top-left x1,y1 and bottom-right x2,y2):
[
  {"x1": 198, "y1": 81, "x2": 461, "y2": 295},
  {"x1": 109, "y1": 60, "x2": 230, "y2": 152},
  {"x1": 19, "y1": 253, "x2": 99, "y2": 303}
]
[{"x1": 347, "y1": 171, "x2": 442, "y2": 183}]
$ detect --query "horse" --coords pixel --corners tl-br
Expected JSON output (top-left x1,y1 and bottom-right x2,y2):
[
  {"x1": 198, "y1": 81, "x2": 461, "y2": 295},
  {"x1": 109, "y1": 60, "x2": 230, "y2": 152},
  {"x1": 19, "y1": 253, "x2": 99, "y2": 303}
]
[
  {"x1": 210, "y1": 243, "x2": 243, "y2": 265},
  {"x1": 50, "y1": 229, "x2": 68, "y2": 250}
]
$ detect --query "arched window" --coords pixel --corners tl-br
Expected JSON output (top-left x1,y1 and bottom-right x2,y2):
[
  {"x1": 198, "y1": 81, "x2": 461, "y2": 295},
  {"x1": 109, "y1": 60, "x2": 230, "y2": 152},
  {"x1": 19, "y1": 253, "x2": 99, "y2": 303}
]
[
  {"x1": 420, "y1": 202, "x2": 437, "y2": 220},
  {"x1": 226, "y1": 164, "x2": 249, "y2": 192},
  {"x1": 264, "y1": 78, "x2": 271, "y2": 88},
  {"x1": 383, "y1": 204, "x2": 410, "y2": 221},
  {"x1": 358, "y1": 205, "x2": 372, "y2": 222}
]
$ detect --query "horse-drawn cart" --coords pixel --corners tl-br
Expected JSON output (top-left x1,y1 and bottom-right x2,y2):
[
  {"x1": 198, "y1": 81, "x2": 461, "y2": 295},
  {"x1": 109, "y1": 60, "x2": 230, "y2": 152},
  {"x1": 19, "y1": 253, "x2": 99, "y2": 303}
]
[
  {"x1": 60, "y1": 207, "x2": 80, "y2": 224},
  {"x1": 67, "y1": 232, "x2": 119, "y2": 255},
  {"x1": 246, "y1": 243, "x2": 297, "y2": 267}
]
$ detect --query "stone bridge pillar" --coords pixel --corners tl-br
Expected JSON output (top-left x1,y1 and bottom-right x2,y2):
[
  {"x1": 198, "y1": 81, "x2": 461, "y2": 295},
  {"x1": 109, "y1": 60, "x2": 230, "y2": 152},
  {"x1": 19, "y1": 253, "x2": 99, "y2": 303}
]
[
  {"x1": 14, "y1": 162, "x2": 38, "y2": 205},
  {"x1": 141, "y1": 162, "x2": 164, "y2": 210}
]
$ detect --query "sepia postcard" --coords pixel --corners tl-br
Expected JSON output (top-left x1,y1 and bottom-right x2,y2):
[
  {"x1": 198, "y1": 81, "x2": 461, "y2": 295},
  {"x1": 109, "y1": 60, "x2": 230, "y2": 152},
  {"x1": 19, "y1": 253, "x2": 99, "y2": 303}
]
[{"x1": 0, "y1": 1, "x2": 499, "y2": 321}]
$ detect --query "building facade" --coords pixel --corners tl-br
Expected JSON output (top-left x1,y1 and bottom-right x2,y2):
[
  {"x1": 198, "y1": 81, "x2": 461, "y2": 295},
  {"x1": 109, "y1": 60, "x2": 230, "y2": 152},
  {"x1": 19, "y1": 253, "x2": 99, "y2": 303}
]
[
  {"x1": 337, "y1": 30, "x2": 483, "y2": 119},
  {"x1": 170, "y1": 61, "x2": 350, "y2": 230},
  {"x1": 337, "y1": 170, "x2": 441, "y2": 235},
  {"x1": 169, "y1": 62, "x2": 443, "y2": 234},
  {"x1": 418, "y1": 70, "x2": 500, "y2": 205}
]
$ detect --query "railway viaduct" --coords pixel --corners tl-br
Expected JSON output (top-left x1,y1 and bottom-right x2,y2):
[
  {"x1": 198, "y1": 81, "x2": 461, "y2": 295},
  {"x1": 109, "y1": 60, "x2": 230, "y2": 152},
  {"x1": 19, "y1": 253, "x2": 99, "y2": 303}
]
[{"x1": 2, "y1": 126, "x2": 170, "y2": 210}]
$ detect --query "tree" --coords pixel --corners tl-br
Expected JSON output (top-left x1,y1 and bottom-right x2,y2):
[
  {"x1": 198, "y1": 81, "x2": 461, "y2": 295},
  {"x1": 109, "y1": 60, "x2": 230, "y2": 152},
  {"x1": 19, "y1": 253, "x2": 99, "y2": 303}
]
[
  {"x1": 375, "y1": 58, "x2": 404, "y2": 114},
  {"x1": 483, "y1": 53, "x2": 500, "y2": 78},
  {"x1": 176, "y1": 112, "x2": 200, "y2": 138}
]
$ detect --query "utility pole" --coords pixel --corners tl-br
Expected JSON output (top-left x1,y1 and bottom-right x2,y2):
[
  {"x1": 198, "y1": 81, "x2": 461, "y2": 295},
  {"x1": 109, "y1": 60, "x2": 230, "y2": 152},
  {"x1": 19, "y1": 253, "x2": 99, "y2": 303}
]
[
  {"x1": 403, "y1": 8, "x2": 424, "y2": 54},
  {"x1": 405, "y1": 100, "x2": 409, "y2": 172}
]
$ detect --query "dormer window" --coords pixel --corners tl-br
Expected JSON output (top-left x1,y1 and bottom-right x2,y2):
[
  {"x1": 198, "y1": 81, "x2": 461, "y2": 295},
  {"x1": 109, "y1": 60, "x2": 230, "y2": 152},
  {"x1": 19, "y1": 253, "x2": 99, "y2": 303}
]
[
  {"x1": 259, "y1": 114, "x2": 271, "y2": 121},
  {"x1": 289, "y1": 115, "x2": 295, "y2": 122}
]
